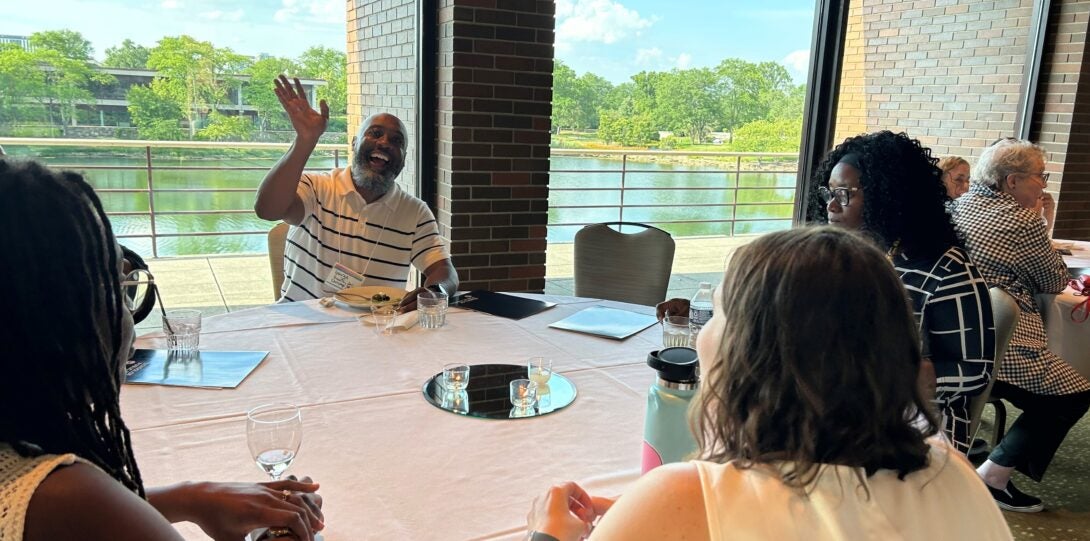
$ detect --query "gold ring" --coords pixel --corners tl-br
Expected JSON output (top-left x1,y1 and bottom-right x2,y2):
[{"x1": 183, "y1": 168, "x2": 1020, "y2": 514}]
[{"x1": 281, "y1": 489, "x2": 291, "y2": 501}]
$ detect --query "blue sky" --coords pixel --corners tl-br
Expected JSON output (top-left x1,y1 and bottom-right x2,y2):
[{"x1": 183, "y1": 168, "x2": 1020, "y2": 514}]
[{"x1": 2, "y1": 0, "x2": 815, "y2": 83}]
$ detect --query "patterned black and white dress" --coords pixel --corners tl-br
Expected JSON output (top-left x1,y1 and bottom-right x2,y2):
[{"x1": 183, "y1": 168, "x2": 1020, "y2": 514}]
[
  {"x1": 951, "y1": 183, "x2": 1087, "y2": 396},
  {"x1": 894, "y1": 246, "x2": 995, "y2": 452}
]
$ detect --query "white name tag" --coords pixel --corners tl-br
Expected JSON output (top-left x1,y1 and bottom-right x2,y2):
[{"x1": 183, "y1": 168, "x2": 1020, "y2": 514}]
[{"x1": 323, "y1": 262, "x2": 365, "y2": 293}]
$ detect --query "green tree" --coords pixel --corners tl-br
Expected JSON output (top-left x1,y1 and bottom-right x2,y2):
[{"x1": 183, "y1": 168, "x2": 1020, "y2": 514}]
[
  {"x1": 598, "y1": 109, "x2": 655, "y2": 146},
  {"x1": 146, "y1": 35, "x2": 245, "y2": 138},
  {"x1": 729, "y1": 118, "x2": 802, "y2": 152},
  {"x1": 28, "y1": 30, "x2": 114, "y2": 127},
  {"x1": 0, "y1": 44, "x2": 49, "y2": 124},
  {"x1": 296, "y1": 46, "x2": 346, "y2": 118},
  {"x1": 551, "y1": 61, "x2": 579, "y2": 133},
  {"x1": 717, "y1": 59, "x2": 793, "y2": 141},
  {"x1": 127, "y1": 80, "x2": 184, "y2": 140},
  {"x1": 244, "y1": 56, "x2": 299, "y2": 131},
  {"x1": 769, "y1": 83, "x2": 806, "y2": 121},
  {"x1": 104, "y1": 39, "x2": 150, "y2": 68},
  {"x1": 654, "y1": 68, "x2": 722, "y2": 144},
  {"x1": 29, "y1": 30, "x2": 93, "y2": 62},
  {"x1": 198, "y1": 112, "x2": 252, "y2": 141}
]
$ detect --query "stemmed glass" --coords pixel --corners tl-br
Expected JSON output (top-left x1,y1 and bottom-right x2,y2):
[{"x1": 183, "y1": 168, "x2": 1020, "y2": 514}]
[{"x1": 246, "y1": 404, "x2": 303, "y2": 481}]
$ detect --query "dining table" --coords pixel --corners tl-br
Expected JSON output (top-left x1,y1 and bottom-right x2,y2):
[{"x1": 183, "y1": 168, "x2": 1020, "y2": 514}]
[
  {"x1": 1039, "y1": 239, "x2": 1090, "y2": 379},
  {"x1": 123, "y1": 294, "x2": 667, "y2": 540}
]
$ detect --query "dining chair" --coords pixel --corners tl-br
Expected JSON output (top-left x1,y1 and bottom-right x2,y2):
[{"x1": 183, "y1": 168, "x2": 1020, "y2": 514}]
[
  {"x1": 573, "y1": 221, "x2": 675, "y2": 307},
  {"x1": 267, "y1": 222, "x2": 289, "y2": 301},
  {"x1": 968, "y1": 287, "x2": 1020, "y2": 447}
]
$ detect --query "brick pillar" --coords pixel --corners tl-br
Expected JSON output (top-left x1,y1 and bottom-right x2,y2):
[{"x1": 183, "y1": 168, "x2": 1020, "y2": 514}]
[
  {"x1": 347, "y1": 0, "x2": 419, "y2": 196},
  {"x1": 436, "y1": 1, "x2": 553, "y2": 292},
  {"x1": 1034, "y1": 0, "x2": 1090, "y2": 240}
]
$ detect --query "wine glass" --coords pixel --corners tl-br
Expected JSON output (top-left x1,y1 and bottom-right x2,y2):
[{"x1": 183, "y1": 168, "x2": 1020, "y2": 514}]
[{"x1": 246, "y1": 403, "x2": 303, "y2": 481}]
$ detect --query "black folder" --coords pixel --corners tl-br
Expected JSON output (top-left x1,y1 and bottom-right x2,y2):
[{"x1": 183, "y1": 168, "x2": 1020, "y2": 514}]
[{"x1": 450, "y1": 290, "x2": 556, "y2": 320}]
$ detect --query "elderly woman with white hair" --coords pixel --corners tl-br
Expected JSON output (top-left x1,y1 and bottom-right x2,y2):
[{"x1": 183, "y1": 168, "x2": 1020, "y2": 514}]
[{"x1": 951, "y1": 138, "x2": 1089, "y2": 514}]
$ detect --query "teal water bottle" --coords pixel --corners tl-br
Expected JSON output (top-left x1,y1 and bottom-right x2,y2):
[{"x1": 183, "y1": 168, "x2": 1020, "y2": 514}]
[{"x1": 641, "y1": 347, "x2": 699, "y2": 473}]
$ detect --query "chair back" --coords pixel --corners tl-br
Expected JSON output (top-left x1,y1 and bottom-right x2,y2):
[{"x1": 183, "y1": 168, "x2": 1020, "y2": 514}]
[
  {"x1": 268, "y1": 222, "x2": 289, "y2": 301},
  {"x1": 573, "y1": 222, "x2": 675, "y2": 306},
  {"x1": 968, "y1": 287, "x2": 1020, "y2": 439}
]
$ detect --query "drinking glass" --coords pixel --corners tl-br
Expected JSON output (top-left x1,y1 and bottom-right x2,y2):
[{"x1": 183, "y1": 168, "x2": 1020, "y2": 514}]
[
  {"x1": 527, "y1": 357, "x2": 553, "y2": 386},
  {"x1": 509, "y1": 379, "x2": 538, "y2": 409},
  {"x1": 246, "y1": 403, "x2": 303, "y2": 482},
  {"x1": 371, "y1": 305, "x2": 397, "y2": 335},
  {"x1": 443, "y1": 363, "x2": 470, "y2": 392},
  {"x1": 418, "y1": 290, "x2": 448, "y2": 329},
  {"x1": 662, "y1": 315, "x2": 691, "y2": 348},
  {"x1": 164, "y1": 309, "x2": 202, "y2": 351}
]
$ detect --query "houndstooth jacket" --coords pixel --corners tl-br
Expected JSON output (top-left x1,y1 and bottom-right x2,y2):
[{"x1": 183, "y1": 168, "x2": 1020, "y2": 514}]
[{"x1": 951, "y1": 183, "x2": 1087, "y2": 396}]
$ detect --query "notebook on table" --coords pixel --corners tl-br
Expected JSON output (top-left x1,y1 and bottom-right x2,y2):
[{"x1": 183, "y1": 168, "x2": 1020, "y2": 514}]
[
  {"x1": 548, "y1": 305, "x2": 658, "y2": 340},
  {"x1": 450, "y1": 290, "x2": 557, "y2": 320},
  {"x1": 124, "y1": 349, "x2": 269, "y2": 389}
]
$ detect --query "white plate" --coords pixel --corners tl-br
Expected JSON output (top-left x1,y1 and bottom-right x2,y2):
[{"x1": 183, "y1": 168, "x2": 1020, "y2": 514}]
[{"x1": 334, "y1": 286, "x2": 408, "y2": 310}]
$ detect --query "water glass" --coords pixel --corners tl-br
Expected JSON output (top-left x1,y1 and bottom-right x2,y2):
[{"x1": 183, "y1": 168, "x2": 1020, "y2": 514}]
[
  {"x1": 509, "y1": 378, "x2": 538, "y2": 409},
  {"x1": 371, "y1": 306, "x2": 397, "y2": 335},
  {"x1": 418, "y1": 290, "x2": 448, "y2": 329},
  {"x1": 662, "y1": 315, "x2": 691, "y2": 348},
  {"x1": 527, "y1": 357, "x2": 553, "y2": 386},
  {"x1": 443, "y1": 363, "x2": 470, "y2": 391},
  {"x1": 246, "y1": 403, "x2": 302, "y2": 481},
  {"x1": 164, "y1": 309, "x2": 202, "y2": 351}
]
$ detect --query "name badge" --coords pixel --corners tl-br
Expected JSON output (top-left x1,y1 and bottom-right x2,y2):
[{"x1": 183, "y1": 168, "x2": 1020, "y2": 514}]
[{"x1": 323, "y1": 262, "x2": 365, "y2": 293}]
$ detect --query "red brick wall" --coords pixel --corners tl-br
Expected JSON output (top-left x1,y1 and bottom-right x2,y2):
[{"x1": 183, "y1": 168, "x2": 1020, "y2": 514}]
[
  {"x1": 435, "y1": 0, "x2": 554, "y2": 292},
  {"x1": 1035, "y1": 0, "x2": 1090, "y2": 240}
]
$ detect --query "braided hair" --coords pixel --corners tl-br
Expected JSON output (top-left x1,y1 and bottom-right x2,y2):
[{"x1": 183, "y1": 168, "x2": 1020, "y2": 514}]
[
  {"x1": 0, "y1": 159, "x2": 145, "y2": 496},
  {"x1": 806, "y1": 131, "x2": 960, "y2": 260}
]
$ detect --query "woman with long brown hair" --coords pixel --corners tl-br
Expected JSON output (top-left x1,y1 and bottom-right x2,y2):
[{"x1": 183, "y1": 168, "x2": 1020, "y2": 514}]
[{"x1": 526, "y1": 227, "x2": 1010, "y2": 540}]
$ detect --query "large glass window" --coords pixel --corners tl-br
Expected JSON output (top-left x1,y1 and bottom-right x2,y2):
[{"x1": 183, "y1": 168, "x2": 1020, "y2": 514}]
[{"x1": 545, "y1": 0, "x2": 819, "y2": 299}]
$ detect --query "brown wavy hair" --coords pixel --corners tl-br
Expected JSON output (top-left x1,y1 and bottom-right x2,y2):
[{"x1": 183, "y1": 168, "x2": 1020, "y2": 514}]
[{"x1": 692, "y1": 226, "x2": 937, "y2": 487}]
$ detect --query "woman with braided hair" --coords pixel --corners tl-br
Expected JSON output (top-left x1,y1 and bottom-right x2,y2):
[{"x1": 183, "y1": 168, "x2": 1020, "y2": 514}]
[
  {"x1": 0, "y1": 160, "x2": 324, "y2": 541},
  {"x1": 810, "y1": 131, "x2": 995, "y2": 455}
]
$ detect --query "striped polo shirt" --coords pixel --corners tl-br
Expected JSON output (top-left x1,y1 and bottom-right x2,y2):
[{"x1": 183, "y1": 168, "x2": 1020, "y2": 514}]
[{"x1": 278, "y1": 167, "x2": 449, "y2": 302}]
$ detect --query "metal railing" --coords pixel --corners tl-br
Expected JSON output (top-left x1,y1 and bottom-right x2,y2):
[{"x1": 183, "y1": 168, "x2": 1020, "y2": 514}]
[
  {"x1": 0, "y1": 137, "x2": 347, "y2": 257},
  {"x1": 0, "y1": 138, "x2": 799, "y2": 255},
  {"x1": 549, "y1": 148, "x2": 798, "y2": 236}
]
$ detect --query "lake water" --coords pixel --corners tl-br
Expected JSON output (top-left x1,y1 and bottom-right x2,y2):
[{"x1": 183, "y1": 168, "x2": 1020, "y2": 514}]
[{"x1": 19, "y1": 147, "x2": 796, "y2": 257}]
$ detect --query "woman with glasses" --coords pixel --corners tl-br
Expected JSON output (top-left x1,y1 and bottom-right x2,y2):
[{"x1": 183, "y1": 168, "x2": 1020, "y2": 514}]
[
  {"x1": 810, "y1": 131, "x2": 995, "y2": 457},
  {"x1": 0, "y1": 160, "x2": 324, "y2": 541},
  {"x1": 938, "y1": 156, "x2": 971, "y2": 199},
  {"x1": 526, "y1": 227, "x2": 1011, "y2": 541},
  {"x1": 950, "y1": 138, "x2": 1086, "y2": 513}
]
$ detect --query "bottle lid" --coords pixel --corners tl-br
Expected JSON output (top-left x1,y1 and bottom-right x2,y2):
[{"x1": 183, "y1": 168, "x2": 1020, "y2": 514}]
[{"x1": 647, "y1": 347, "x2": 699, "y2": 383}]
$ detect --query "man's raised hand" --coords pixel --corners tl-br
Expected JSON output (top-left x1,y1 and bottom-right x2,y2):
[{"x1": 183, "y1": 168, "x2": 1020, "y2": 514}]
[{"x1": 273, "y1": 74, "x2": 329, "y2": 141}]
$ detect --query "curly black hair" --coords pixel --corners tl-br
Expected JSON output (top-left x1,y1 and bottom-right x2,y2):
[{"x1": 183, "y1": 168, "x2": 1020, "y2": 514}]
[
  {"x1": 806, "y1": 131, "x2": 959, "y2": 260},
  {"x1": 0, "y1": 159, "x2": 145, "y2": 496}
]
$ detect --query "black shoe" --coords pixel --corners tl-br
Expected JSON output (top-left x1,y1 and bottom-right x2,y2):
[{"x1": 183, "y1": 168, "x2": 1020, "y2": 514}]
[{"x1": 988, "y1": 481, "x2": 1044, "y2": 513}]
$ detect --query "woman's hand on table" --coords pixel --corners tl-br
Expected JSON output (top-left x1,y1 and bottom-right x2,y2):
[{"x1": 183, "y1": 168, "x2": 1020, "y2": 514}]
[
  {"x1": 148, "y1": 475, "x2": 323, "y2": 541},
  {"x1": 527, "y1": 482, "x2": 614, "y2": 541},
  {"x1": 655, "y1": 298, "x2": 689, "y2": 321}
]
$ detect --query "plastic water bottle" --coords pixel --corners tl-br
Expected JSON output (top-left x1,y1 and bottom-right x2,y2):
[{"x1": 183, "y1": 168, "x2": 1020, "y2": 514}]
[
  {"x1": 688, "y1": 282, "x2": 714, "y2": 347},
  {"x1": 641, "y1": 347, "x2": 700, "y2": 473}
]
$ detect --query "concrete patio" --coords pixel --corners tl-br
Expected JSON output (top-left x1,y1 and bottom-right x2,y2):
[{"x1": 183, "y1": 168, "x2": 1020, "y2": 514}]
[{"x1": 136, "y1": 235, "x2": 757, "y2": 333}]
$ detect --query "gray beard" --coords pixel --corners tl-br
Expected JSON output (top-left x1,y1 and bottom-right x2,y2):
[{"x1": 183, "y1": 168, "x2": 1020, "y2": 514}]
[{"x1": 351, "y1": 161, "x2": 394, "y2": 199}]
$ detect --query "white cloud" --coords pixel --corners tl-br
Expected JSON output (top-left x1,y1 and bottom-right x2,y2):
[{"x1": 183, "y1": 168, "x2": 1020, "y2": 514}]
[
  {"x1": 556, "y1": 0, "x2": 655, "y2": 46},
  {"x1": 275, "y1": 0, "x2": 341, "y2": 25},
  {"x1": 783, "y1": 49, "x2": 810, "y2": 73},
  {"x1": 635, "y1": 47, "x2": 662, "y2": 66},
  {"x1": 160, "y1": 0, "x2": 180, "y2": 8},
  {"x1": 200, "y1": 8, "x2": 243, "y2": 21},
  {"x1": 675, "y1": 52, "x2": 691, "y2": 69}
]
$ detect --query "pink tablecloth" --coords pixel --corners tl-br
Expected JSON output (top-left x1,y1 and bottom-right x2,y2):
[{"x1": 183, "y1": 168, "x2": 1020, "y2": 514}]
[
  {"x1": 123, "y1": 295, "x2": 663, "y2": 540},
  {"x1": 1039, "y1": 240, "x2": 1090, "y2": 379}
]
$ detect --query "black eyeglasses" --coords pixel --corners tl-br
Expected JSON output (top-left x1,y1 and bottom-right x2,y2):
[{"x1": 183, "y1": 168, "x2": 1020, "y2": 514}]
[
  {"x1": 818, "y1": 186, "x2": 862, "y2": 207},
  {"x1": 120, "y1": 269, "x2": 171, "y2": 330}
]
